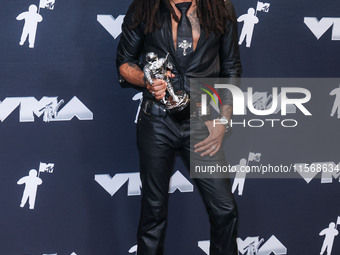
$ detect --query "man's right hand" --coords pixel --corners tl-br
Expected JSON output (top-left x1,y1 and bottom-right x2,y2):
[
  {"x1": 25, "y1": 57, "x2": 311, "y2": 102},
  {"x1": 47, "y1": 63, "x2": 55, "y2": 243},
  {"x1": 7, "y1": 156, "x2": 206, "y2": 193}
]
[
  {"x1": 146, "y1": 72, "x2": 174, "y2": 101},
  {"x1": 119, "y1": 62, "x2": 174, "y2": 101},
  {"x1": 146, "y1": 79, "x2": 167, "y2": 100}
]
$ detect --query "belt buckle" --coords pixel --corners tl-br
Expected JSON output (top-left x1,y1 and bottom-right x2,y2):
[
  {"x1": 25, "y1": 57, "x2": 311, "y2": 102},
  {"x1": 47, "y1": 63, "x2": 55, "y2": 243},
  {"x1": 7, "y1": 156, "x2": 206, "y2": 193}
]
[{"x1": 143, "y1": 100, "x2": 167, "y2": 117}]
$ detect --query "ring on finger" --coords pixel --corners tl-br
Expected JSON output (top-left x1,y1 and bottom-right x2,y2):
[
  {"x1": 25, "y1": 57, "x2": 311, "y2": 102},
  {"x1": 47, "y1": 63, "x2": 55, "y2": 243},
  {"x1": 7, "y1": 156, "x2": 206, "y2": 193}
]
[{"x1": 211, "y1": 145, "x2": 216, "y2": 150}]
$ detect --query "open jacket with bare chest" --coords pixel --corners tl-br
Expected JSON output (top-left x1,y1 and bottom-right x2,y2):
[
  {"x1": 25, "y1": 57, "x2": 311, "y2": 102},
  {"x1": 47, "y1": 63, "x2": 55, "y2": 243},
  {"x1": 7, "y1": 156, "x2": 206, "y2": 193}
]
[{"x1": 116, "y1": 1, "x2": 242, "y2": 105}]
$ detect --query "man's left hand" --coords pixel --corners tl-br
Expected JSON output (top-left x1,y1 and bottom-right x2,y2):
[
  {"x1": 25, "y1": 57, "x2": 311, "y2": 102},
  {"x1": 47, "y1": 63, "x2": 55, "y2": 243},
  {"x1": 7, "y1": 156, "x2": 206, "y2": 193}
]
[{"x1": 194, "y1": 120, "x2": 225, "y2": 157}]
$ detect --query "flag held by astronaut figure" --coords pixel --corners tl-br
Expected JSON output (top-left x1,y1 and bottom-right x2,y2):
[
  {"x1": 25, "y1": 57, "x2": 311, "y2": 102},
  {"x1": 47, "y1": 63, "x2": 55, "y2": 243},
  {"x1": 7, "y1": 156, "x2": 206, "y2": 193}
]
[
  {"x1": 39, "y1": 162, "x2": 54, "y2": 173},
  {"x1": 39, "y1": 0, "x2": 55, "y2": 10},
  {"x1": 256, "y1": 1, "x2": 270, "y2": 13},
  {"x1": 336, "y1": 216, "x2": 340, "y2": 226},
  {"x1": 248, "y1": 152, "x2": 262, "y2": 162}
]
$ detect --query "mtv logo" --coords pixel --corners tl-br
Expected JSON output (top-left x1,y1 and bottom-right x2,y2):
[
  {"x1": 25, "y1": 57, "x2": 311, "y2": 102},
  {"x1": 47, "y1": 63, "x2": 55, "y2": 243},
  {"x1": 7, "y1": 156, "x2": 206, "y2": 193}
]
[
  {"x1": 45, "y1": 0, "x2": 55, "y2": 10},
  {"x1": 237, "y1": 236, "x2": 287, "y2": 255},
  {"x1": 40, "y1": 0, "x2": 55, "y2": 10},
  {"x1": 39, "y1": 162, "x2": 54, "y2": 173},
  {"x1": 199, "y1": 235, "x2": 287, "y2": 255}
]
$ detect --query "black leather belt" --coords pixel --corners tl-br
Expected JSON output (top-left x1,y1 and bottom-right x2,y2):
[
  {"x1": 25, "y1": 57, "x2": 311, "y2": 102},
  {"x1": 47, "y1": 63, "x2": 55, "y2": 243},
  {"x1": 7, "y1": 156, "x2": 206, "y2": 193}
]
[
  {"x1": 142, "y1": 100, "x2": 167, "y2": 117},
  {"x1": 142, "y1": 99, "x2": 201, "y2": 121}
]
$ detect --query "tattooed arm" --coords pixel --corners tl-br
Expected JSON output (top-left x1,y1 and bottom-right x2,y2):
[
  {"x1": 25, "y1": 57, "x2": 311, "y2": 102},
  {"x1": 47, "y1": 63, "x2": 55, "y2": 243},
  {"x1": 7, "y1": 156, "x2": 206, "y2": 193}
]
[
  {"x1": 116, "y1": 8, "x2": 147, "y2": 88},
  {"x1": 119, "y1": 63, "x2": 168, "y2": 100},
  {"x1": 119, "y1": 63, "x2": 145, "y2": 87}
]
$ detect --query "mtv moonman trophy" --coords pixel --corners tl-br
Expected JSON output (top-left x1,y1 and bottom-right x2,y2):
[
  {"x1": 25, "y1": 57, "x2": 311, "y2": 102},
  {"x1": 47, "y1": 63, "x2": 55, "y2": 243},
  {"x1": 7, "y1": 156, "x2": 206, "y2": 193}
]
[{"x1": 143, "y1": 52, "x2": 189, "y2": 113}]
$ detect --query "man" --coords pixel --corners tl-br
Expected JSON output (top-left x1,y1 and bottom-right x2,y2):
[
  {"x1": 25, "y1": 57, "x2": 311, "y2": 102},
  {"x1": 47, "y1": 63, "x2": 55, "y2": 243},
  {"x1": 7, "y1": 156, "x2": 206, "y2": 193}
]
[{"x1": 116, "y1": 0, "x2": 241, "y2": 254}]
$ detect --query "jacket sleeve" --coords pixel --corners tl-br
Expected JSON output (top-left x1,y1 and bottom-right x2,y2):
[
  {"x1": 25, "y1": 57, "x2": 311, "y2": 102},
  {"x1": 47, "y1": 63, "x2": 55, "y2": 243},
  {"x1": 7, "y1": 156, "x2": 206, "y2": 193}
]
[
  {"x1": 218, "y1": 2, "x2": 242, "y2": 106},
  {"x1": 116, "y1": 8, "x2": 145, "y2": 85}
]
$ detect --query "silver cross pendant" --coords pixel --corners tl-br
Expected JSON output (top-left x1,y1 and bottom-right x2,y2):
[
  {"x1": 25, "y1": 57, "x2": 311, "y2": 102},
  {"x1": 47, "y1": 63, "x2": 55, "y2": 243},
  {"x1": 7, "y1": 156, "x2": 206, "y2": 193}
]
[{"x1": 178, "y1": 40, "x2": 192, "y2": 56}]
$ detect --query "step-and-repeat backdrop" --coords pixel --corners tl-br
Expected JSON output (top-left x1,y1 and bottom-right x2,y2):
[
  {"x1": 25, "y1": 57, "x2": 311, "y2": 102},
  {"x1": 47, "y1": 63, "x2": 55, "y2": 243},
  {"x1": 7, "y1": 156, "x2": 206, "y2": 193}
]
[{"x1": 0, "y1": 0, "x2": 339, "y2": 254}]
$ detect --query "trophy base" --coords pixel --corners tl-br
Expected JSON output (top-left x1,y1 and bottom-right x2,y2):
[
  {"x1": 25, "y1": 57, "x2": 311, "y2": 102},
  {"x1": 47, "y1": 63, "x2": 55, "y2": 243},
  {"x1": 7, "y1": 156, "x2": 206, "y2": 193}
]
[
  {"x1": 164, "y1": 91, "x2": 190, "y2": 112},
  {"x1": 164, "y1": 91, "x2": 190, "y2": 122}
]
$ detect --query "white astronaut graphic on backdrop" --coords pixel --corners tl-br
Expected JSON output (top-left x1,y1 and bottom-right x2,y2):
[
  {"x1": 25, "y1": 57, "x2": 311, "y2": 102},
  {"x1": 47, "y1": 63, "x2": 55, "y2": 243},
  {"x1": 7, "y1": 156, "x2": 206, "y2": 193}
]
[
  {"x1": 17, "y1": 163, "x2": 54, "y2": 210},
  {"x1": 320, "y1": 218, "x2": 340, "y2": 255},
  {"x1": 133, "y1": 92, "x2": 143, "y2": 123},
  {"x1": 238, "y1": 8, "x2": 259, "y2": 48},
  {"x1": 231, "y1": 158, "x2": 248, "y2": 196},
  {"x1": 16, "y1": 0, "x2": 55, "y2": 48},
  {"x1": 129, "y1": 245, "x2": 137, "y2": 254},
  {"x1": 330, "y1": 85, "x2": 340, "y2": 119},
  {"x1": 17, "y1": 169, "x2": 42, "y2": 209},
  {"x1": 16, "y1": 5, "x2": 43, "y2": 48},
  {"x1": 238, "y1": 1, "x2": 270, "y2": 48},
  {"x1": 232, "y1": 152, "x2": 261, "y2": 196}
]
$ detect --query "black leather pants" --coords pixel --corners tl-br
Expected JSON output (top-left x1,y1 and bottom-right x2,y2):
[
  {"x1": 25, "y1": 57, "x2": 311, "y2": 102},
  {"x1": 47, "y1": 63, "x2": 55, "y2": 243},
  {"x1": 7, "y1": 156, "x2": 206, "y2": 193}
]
[{"x1": 136, "y1": 109, "x2": 238, "y2": 255}]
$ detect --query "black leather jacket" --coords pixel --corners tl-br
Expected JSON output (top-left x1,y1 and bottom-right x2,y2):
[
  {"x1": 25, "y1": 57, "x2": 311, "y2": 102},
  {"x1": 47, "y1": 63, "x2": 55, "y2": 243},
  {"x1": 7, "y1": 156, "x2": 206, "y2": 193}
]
[{"x1": 116, "y1": 1, "x2": 241, "y2": 106}]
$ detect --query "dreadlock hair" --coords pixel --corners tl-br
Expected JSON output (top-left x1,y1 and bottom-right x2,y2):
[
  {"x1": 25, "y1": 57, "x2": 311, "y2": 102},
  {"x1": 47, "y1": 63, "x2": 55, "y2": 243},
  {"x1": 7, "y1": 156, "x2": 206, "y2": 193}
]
[{"x1": 129, "y1": 0, "x2": 235, "y2": 35}]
